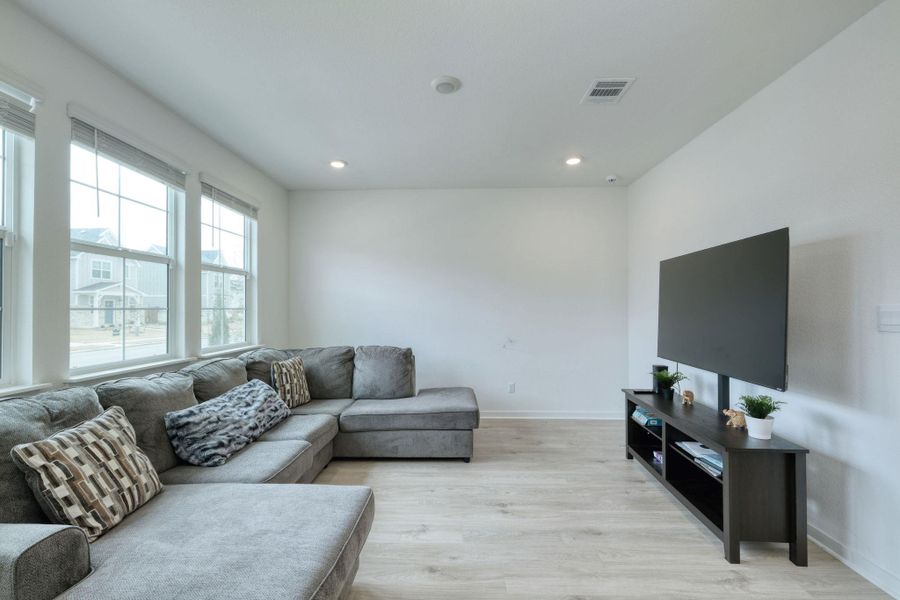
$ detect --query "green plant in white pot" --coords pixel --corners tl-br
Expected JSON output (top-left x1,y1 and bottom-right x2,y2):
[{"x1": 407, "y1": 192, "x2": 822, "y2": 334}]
[{"x1": 738, "y1": 395, "x2": 785, "y2": 440}]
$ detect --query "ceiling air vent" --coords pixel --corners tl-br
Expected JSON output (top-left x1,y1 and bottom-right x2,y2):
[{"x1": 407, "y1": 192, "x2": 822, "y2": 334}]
[{"x1": 581, "y1": 78, "x2": 635, "y2": 105}]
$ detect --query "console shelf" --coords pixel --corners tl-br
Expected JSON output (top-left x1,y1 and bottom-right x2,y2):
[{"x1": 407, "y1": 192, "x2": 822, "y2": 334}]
[{"x1": 624, "y1": 389, "x2": 809, "y2": 565}]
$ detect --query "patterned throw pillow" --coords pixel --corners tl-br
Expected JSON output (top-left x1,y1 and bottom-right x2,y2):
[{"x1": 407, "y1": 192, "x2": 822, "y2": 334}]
[
  {"x1": 271, "y1": 356, "x2": 311, "y2": 408},
  {"x1": 164, "y1": 379, "x2": 290, "y2": 467},
  {"x1": 10, "y1": 406, "x2": 163, "y2": 542}
]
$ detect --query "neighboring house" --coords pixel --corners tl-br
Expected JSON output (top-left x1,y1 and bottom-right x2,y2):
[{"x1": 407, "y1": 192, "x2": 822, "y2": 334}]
[
  {"x1": 200, "y1": 249, "x2": 225, "y2": 309},
  {"x1": 70, "y1": 228, "x2": 167, "y2": 329}
]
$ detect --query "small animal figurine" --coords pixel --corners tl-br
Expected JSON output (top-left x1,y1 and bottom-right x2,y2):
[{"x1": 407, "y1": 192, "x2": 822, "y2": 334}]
[
  {"x1": 723, "y1": 408, "x2": 747, "y2": 429},
  {"x1": 682, "y1": 390, "x2": 695, "y2": 406}
]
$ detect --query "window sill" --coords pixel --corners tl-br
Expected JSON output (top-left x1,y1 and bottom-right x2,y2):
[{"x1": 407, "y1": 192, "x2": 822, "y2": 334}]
[
  {"x1": 66, "y1": 357, "x2": 198, "y2": 385},
  {"x1": 199, "y1": 344, "x2": 261, "y2": 359},
  {"x1": 0, "y1": 383, "x2": 54, "y2": 400}
]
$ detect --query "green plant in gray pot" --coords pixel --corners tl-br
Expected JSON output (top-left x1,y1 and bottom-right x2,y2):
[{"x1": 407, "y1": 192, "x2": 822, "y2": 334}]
[
  {"x1": 652, "y1": 371, "x2": 688, "y2": 401},
  {"x1": 738, "y1": 395, "x2": 786, "y2": 440}
]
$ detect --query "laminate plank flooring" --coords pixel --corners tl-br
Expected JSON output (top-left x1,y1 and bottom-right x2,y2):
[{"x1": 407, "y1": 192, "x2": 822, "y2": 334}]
[{"x1": 316, "y1": 420, "x2": 888, "y2": 599}]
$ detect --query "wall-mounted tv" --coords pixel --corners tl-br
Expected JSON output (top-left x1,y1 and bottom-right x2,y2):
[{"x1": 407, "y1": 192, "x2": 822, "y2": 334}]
[{"x1": 657, "y1": 228, "x2": 789, "y2": 407}]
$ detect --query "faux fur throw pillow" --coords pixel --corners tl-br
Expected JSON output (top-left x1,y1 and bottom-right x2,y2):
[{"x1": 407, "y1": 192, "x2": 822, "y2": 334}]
[{"x1": 164, "y1": 379, "x2": 290, "y2": 467}]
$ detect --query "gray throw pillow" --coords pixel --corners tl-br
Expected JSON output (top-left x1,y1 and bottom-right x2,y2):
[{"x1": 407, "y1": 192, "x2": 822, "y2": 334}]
[
  {"x1": 94, "y1": 373, "x2": 196, "y2": 473},
  {"x1": 238, "y1": 347, "x2": 292, "y2": 386},
  {"x1": 352, "y1": 346, "x2": 416, "y2": 399},
  {"x1": 164, "y1": 380, "x2": 290, "y2": 467},
  {"x1": 287, "y1": 346, "x2": 355, "y2": 399},
  {"x1": 179, "y1": 357, "x2": 248, "y2": 402}
]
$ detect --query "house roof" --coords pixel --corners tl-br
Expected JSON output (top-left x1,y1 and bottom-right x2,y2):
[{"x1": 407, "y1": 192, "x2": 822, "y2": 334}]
[
  {"x1": 71, "y1": 228, "x2": 116, "y2": 245},
  {"x1": 74, "y1": 282, "x2": 145, "y2": 295}
]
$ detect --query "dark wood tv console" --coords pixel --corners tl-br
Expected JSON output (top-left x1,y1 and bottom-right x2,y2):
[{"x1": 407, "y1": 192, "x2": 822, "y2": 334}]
[{"x1": 623, "y1": 389, "x2": 809, "y2": 565}]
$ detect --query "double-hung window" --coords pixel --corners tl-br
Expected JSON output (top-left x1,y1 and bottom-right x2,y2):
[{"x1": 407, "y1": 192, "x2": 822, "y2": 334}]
[
  {"x1": 0, "y1": 89, "x2": 36, "y2": 385},
  {"x1": 200, "y1": 181, "x2": 256, "y2": 350},
  {"x1": 69, "y1": 118, "x2": 185, "y2": 371}
]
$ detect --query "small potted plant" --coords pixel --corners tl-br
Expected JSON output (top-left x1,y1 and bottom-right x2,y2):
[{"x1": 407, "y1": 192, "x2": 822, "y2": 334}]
[
  {"x1": 651, "y1": 371, "x2": 688, "y2": 401},
  {"x1": 738, "y1": 395, "x2": 786, "y2": 440}
]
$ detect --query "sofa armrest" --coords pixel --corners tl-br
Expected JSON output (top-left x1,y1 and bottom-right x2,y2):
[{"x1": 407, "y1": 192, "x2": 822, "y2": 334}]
[{"x1": 0, "y1": 523, "x2": 91, "y2": 600}]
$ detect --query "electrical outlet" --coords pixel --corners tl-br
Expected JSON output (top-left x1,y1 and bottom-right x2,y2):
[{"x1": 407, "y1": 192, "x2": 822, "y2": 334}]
[{"x1": 507, "y1": 382, "x2": 516, "y2": 394}]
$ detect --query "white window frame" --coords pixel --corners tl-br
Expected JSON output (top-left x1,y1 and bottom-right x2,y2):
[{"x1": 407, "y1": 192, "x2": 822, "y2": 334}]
[
  {"x1": 68, "y1": 149, "x2": 179, "y2": 376},
  {"x1": 0, "y1": 127, "x2": 14, "y2": 386},
  {"x1": 0, "y1": 78, "x2": 38, "y2": 388},
  {"x1": 200, "y1": 195, "x2": 256, "y2": 352}
]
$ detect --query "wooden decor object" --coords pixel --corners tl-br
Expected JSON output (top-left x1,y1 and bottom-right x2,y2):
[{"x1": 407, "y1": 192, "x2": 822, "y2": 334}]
[{"x1": 723, "y1": 409, "x2": 747, "y2": 429}]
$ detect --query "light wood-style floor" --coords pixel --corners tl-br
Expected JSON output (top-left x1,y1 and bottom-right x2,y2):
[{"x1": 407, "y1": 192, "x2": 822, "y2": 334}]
[{"x1": 317, "y1": 420, "x2": 888, "y2": 599}]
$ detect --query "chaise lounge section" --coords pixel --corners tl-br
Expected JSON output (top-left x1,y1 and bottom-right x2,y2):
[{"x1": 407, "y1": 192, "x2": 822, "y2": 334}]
[{"x1": 336, "y1": 387, "x2": 479, "y2": 460}]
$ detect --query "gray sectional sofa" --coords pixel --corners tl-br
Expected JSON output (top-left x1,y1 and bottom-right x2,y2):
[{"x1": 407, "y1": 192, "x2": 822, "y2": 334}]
[{"x1": 0, "y1": 345, "x2": 479, "y2": 600}]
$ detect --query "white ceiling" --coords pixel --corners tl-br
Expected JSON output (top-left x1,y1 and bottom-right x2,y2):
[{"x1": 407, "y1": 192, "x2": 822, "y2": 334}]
[{"x1": 16, "y1": 0, "x2": 879, "y2": 190}]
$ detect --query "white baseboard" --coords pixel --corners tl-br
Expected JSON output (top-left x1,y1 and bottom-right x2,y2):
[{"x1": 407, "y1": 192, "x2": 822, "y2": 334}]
[
  {"x1": 480, "y1": 410, "x2": 623, "y2": 420},
  {"x1": 808, "y1": 525, "x2": 899, "y2": 598}
]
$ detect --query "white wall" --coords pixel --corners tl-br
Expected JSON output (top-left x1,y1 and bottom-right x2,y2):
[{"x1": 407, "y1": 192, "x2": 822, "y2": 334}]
[
  {"x1": 0, "y1": 0, "x2": 290, "y2": 385},
  {"x1": 627, "y1": 1, "x2": 900, "y2": 594},
  {"x1": 289, "y1": 187, "x2": 628, "y2": 418}
]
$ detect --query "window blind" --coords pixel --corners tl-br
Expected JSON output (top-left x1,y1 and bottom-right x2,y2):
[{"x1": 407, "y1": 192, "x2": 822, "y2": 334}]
[
  {"x1": 201, "y1": 181, "x2": 258, "y2": 219},
  {"x1": 71, "y1": 118, "x2": 186, "y2": 190},
  {"x1": 0, "y1": 91, "x2": 35, "y2": 138}
]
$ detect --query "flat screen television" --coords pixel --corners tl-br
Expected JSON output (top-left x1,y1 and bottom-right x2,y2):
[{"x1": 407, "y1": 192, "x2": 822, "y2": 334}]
[{"x1": 657, "y1": 228, "x2": 789, "y2": 408}]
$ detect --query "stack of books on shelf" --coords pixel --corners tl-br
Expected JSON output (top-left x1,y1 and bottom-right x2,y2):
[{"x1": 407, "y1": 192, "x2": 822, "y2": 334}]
[
  {"x1": 675, "y1": 441, "x2": 723, "y2": 478},
  {"x1": 631, "y1": 407, "x2": 662, "y2": 428}
]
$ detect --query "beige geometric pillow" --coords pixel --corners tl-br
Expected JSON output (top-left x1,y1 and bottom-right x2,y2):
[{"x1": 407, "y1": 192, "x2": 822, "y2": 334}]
[
  {"x1": 271, "y1": 356, "x2": 311, "y2": 408},
  {"x1": 10, "y1": 405, "x2": 163, "y2": 542}
]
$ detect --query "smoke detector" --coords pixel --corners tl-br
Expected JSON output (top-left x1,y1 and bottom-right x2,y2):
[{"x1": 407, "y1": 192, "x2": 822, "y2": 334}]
[
  {"x1": 432, "y1": 76, "x2": 462, "y2": 94},
  {"x1": 581, "y1": 78, "x2": 635, "y2": 104}
]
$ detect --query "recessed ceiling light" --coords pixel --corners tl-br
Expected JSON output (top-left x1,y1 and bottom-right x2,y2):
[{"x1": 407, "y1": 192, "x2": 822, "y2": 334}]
[
  {"x1": 431, "y1": 76, "x2": 462, "y2": 94},
  {"x1": 329, "y1": 159, "x2": 347, "y2": 169},
  {"x1": 565, "y1": 156, "x2": 583, "y2": 166}
]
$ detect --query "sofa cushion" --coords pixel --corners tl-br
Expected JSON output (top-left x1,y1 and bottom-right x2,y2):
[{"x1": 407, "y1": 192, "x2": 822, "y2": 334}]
[
  {"x1": 288, "y1": 346, "x2": 355, "y2": 399},
  {"x1": 159, "y1": 440, "x2": 312, "y2": 484},
  {"x1": 165, "y1": 380, "x2": 290, "y2": 467},
  {"x1": 61, "y1": 483, "x2": 374, "y2": 600},
  {"x1": 259, "y1": 414, "x2": 338, "y2": 454},
  {"x1": 94, "y1": 372, "x2": 196, "y2": 473},
  {"x1": 178, "y1": 357, "x2": 248, "y2": 402},
  {"x1": 352, "y1": 345, "x2": 416, "y2": 399},
  {"x1": 290, "y1": 398, "x2": 355, "y2": 417},
  {"x1": 0, "y1": 388, "x2": 103, "y2": 524},
  {"x1": 339, "y1": 387, "x2": 479, "y2": 432},
  {"x1": 238, "y1": 347, "x2": 292, "y2": 386},
  {"x1": 271, "y1": 356, "x2": 312, "y2": 407},
  {"x1": 10, "y1": 406, "x2": 163, "y2": 542}
]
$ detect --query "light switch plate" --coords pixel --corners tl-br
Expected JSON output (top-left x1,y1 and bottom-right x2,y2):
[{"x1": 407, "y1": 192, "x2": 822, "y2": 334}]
[{"x1": 877, "y1": 305, "x2": 900, "y2": 332}]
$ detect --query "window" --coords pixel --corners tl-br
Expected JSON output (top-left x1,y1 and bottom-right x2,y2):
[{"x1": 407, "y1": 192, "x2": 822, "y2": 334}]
[
  {"x1": 0, "y1": 89, "x2": 37, "y2": 385},
  {"x1": 200, "y1": 181, "x2": 256, "y2": 350},
  {"x1": 91, "y1": 259, "x2": 112, "y2": 280},
  {"x1": 69, "y1": 118, "x2": 185, "y2": 371}
]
